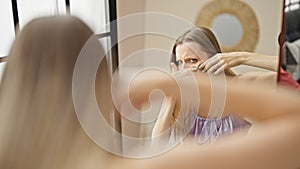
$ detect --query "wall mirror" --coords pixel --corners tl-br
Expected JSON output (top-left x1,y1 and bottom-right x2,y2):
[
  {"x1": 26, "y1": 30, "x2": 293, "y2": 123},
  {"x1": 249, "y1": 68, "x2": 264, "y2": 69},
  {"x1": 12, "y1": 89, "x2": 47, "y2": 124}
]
[
  {"x1": 196, "y1": 0, "x2": 259, "y2": 52},
  {"x1": 119, "y1": 0, "x2": 285, "y2": 140}
]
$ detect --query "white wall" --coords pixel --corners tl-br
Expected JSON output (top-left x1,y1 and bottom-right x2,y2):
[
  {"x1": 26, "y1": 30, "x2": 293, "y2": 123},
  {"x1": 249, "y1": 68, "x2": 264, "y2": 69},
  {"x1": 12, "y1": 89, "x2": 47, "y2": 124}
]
[
  {"x1": 145, "y1": 0, "x2": 283, "y2": 55},
  {"x1": 117, "y1": 0, "x2": 146, "y2": 63},
  {"x1": 246, "y1": 0, "x2": 283, "y2": 55}
]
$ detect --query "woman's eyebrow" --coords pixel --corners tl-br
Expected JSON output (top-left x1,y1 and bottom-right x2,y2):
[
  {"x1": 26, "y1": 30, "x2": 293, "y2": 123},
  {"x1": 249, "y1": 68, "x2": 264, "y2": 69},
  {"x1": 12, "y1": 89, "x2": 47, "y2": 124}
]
[
  {"x1": 184, "y1": 56, "x2": 197, "y2": 59},
  {"x1": 184, "y1": 55, "x2": 201, "y2": 60}
]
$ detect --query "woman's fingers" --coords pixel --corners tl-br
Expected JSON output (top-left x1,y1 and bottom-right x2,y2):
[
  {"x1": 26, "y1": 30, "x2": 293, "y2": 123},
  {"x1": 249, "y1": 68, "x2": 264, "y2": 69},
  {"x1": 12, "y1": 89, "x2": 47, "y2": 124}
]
[
  {"x1": 198, "y1": 54, "x2": 222, "y2": 72},
  {"x1": 203, "y1": 56, "x2": 220, "y2": 71},
  {"x1": 197, "y1": 52, "x2": 245, "y2": 75},
  {"x1": 207, "y1": 59, "x2": 225, "y2": 74},
  {"x1": 214, "y1": 65, "x2": 226, "y2": 75}
]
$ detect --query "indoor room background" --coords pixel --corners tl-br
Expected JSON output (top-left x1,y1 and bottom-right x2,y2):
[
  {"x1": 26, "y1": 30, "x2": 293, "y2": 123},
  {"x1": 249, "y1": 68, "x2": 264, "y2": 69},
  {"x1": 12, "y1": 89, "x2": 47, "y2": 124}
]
[{"x1": 1, "y1": 0, "x2": 296, "y2": 152}]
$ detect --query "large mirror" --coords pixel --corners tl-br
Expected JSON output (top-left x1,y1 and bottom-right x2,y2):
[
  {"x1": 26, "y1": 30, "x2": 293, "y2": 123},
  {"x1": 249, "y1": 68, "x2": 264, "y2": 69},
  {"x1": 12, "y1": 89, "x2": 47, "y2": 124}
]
[
  {"x1": 279, "y1": 0, "x2": 300, "y2": 87},
  {"x1": 116, "y1": 0, "x2": 285, "y2": 142}
]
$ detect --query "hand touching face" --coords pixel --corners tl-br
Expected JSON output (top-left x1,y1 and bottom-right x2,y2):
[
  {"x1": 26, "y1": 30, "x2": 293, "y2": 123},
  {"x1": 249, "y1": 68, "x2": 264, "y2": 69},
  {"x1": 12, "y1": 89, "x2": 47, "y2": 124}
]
[{"x1": 198, "y1": 52, "x2": 245, "y2": 75}]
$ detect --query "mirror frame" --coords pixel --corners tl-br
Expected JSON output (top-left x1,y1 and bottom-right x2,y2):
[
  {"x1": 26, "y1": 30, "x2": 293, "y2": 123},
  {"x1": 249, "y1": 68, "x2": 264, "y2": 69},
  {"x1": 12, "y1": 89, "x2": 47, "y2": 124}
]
[
  {"x1": 277, "y1": 0, "x2": 286, "y2": 82},
  {"x1": 196, "y1": 0, "x2": 259, "y2": 52}
]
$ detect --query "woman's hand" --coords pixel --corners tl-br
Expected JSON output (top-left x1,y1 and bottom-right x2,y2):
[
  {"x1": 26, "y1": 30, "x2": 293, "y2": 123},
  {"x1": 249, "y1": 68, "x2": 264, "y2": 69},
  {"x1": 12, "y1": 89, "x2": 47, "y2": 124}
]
[
  {"x1": 196, "y1": 52, "x2": 278, "y2": 74},
  {"x1": 198, "y1": 52, "x2": 248, "y2": 75}
]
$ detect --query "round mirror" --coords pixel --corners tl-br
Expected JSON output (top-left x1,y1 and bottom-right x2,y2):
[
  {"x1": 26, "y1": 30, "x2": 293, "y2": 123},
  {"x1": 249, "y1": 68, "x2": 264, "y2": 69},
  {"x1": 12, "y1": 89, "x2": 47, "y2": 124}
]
[
  {"x1": 196, "y1": 0, "x2": 259, "y2": 52},
  {"x1": 211, "y1": 13, "x2": 243, "y2": 47}
]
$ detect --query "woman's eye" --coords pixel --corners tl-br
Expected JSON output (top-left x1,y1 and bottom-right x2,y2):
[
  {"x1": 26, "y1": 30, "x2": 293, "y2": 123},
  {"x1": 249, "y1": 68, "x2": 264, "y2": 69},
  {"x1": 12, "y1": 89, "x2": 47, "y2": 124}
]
[{"x1": 189, "y1": 59, "x2": 198, "y2": 63}]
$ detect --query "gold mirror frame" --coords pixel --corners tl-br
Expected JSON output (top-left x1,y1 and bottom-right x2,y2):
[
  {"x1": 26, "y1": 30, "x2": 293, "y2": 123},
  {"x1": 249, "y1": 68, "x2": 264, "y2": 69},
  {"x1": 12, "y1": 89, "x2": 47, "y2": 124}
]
[{"x1": 196, "y1": 0, "x2": 259, "y2": 52}]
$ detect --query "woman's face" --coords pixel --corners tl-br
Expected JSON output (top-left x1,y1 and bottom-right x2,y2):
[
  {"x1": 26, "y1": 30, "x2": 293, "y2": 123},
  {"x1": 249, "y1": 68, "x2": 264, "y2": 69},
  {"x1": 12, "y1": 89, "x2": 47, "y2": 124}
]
[{"x1": 175, "y1": 42, "x2": 210, "y2": 69}]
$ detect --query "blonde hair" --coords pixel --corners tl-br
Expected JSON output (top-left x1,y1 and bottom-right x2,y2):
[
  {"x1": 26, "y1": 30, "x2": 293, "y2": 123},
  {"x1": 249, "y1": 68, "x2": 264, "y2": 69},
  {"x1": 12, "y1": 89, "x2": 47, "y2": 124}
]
[{"x1": 0, "y1": 16, "x2": 114, "y2": 169}]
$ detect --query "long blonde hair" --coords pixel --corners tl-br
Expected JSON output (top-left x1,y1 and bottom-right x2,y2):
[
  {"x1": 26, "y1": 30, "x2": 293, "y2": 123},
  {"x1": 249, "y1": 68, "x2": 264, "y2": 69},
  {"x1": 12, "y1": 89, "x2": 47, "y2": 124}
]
[{"x1": 0, "y1": 16, "x2": 114, "y2": 169}]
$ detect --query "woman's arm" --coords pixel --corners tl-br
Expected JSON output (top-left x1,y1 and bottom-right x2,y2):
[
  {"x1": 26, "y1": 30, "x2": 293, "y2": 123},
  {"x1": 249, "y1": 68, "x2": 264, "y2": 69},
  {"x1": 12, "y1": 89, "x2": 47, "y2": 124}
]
[
  {"x1": 194, "y1": 72, "x2": 298, "y2": 122},
  {"x1": 128, "y1": 69, "x2": 180, "y2": 110},
  {"x1": 128, "y1": 69, "x2": 298, "y2": 122},
  {"x1": 200, "y1": 52, "x2": 279, "y2": 74},
  {"x1": 115, "y1": 70, "x2": 300, "y2": 169},
  {"x1": 151, "y1": 97, "x2": 175, "y2": 137}
]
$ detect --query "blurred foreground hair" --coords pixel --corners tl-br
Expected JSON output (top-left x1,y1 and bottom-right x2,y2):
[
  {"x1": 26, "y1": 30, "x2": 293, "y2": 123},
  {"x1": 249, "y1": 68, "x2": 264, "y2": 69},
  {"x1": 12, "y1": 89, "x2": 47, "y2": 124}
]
[{"x1": 0, "y1": 16, "x2": 113, "y2": 169}]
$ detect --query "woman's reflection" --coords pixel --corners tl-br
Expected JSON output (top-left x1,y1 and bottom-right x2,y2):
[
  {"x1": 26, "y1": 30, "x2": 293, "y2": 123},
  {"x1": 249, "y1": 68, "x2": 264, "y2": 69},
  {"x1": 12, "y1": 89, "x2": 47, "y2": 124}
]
[{"x1": 152, "y1": 25, "x2": 300, "y2": 146}]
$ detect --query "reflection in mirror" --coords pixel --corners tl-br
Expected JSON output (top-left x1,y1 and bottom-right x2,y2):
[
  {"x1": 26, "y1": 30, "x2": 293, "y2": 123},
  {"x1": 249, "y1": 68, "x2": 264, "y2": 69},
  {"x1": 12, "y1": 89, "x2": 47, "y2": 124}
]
[
  {"x1": 117, "y1": 0, "x2": 285, "y2": 141},
  {"x1": 280, "y1": 0, "x2": 300, "y2": 86},
  {"x1": 211, "y1": 13, "x2": 243, "y2": 47}
]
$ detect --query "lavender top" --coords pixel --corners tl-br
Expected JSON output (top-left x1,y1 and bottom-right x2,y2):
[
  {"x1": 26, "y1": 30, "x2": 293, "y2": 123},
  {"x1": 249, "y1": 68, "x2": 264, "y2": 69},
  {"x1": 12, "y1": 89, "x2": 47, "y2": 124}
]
[{"x1": 169, "y1": 112, "x2": 251, "y2": 145}]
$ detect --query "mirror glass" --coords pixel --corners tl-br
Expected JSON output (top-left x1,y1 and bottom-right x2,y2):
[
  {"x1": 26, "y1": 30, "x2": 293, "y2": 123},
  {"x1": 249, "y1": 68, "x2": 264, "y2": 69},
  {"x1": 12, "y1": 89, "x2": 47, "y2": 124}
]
[
  {"x1": 211, "y1": 13, "x2": 243, "y2": 47},
  {"x1": 117, "y1": 0, "x2": 285, "y2": 141}
]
